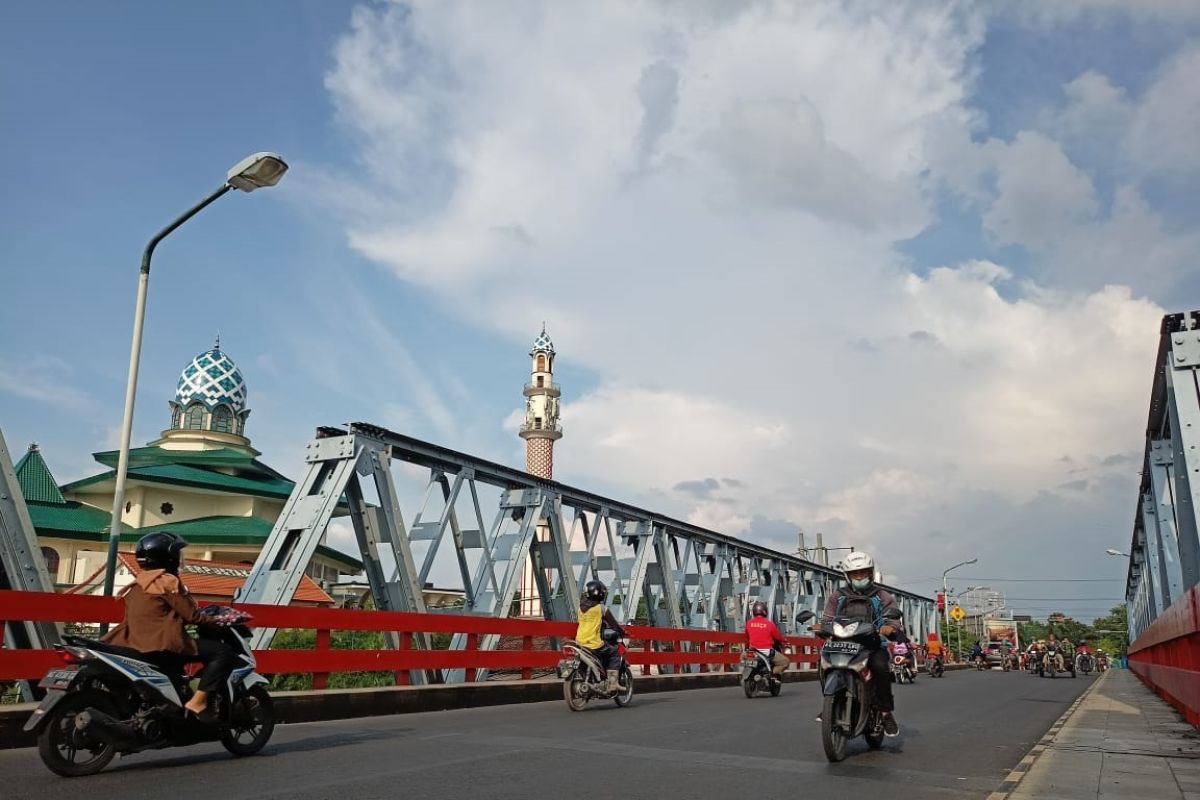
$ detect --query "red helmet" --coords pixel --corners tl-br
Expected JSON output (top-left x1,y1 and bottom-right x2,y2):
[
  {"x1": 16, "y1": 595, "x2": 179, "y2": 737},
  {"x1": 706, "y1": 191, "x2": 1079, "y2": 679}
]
[{"x1": 751, "y1": 600, "x2": 768, "y2": 617}]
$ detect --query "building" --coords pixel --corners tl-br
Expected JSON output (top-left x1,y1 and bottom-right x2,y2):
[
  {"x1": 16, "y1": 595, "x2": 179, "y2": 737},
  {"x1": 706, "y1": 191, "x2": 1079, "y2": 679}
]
[
  {"x1": 15, "y1": 340, "x2": 363, "y2": 592},
  {"x1": 517, "y1": 326, "x2": 562, "y2": 616}
]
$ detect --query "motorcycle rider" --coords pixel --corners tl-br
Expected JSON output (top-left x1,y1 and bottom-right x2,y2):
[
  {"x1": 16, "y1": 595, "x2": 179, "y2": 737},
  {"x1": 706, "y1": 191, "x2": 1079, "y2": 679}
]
[
  {"x1": 817, "y1": 551, "x2": 903, "y2": 736},
  {"x1": 102, "y1": 532, "x2": 235, "y2": 719},
  {"x1": 745, "y1": 600, "x2": 790, "y2": 679},
  {"x1": 575, "y1": 579, "x2": 626, "y2": 694},
  {"x1": 969, "y1": 640, "x2": 984, "y2": 667},
  {"x1": 926, "y1": 635, "x2": 945, "y2": 672}
]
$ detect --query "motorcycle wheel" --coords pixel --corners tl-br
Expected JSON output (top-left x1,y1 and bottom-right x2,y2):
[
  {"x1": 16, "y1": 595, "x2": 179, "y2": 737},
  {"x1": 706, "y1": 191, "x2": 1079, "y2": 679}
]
[
  {"x1": 820, "y1": 694, "x2": 849, "y2": 763},
  {"x1": 36, "y1": 690, "x2": 119, "y2": 778},
  {"x1": 564, "y1": 676, "x2": 589, "y2": 712},
  {"x1": 743, "y1": 677, "x2": 756, "y2": 699},
  {"x1": 1047, "y1": 666, "x2": 1056, "y2": 679},
  {"x1": 769, "y1": 678, "x2": 782, "y2": 697},
  {"x1": 864, "y1": 710, "x2": 884, "y2": 750},
  {"x1": 220, "y1": 686, "x2": 275, "y2": 757},
  {"x1": 613, "y1": 667, "x2": 634, "y2": 708}
]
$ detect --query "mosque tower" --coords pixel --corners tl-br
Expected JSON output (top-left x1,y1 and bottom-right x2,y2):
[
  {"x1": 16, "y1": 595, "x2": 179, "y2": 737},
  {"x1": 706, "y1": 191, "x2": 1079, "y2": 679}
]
[
  {"x1": 519, "y1": 325, "x2": 562, "y2": 478},
  {"x1": 154, "y1": 335, "x2": 254, "y2": 453},
  {"x1": 517, "y1": 326, "x2": 562, "y2": 616}
]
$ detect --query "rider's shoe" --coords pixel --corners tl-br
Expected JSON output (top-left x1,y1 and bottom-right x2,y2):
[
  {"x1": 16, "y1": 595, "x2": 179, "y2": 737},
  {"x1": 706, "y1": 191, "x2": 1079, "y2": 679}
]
[
  {"x1": 606, "y1": 672, "x2": 621, "y2": 694},
  {"x1": 815, "y1": 709, "x2": 823, "y2": 722},
  {"x1": 881, "y1": 712, "x2": 900, "y2": 737}
]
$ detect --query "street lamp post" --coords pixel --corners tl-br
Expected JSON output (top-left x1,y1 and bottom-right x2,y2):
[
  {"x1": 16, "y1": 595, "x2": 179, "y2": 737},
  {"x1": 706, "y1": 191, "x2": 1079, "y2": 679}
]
[
  {"x1": 101, "y1": 153, "x2": 288, "y2": 601},
  {"x1": 942, "y1": 558, "x2": 977, "y2": 662}
]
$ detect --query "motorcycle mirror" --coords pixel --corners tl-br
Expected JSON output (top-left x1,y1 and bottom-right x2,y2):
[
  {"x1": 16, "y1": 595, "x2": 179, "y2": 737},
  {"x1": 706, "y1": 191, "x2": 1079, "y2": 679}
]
[{"x1": 796, "y1": 610, "x2": 815, "y2": 623}]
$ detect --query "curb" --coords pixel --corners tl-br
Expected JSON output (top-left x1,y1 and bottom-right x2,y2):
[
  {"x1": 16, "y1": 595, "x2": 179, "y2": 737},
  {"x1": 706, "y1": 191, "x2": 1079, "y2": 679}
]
[{"x1": 985, "y1": 671, "x2": 1108, "y2": 800}]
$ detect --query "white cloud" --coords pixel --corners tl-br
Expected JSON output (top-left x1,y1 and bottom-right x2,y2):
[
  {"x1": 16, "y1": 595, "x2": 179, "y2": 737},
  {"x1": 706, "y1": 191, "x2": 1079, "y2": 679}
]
[
  {"x1": 0, "y1": 354, "x2": 93, "y2": 412},
  {"x1": 319, "y1": 1, "x2": 1173, "y2": 587},
  {"x1": 1128, "y1": 46, "x2": 1200, "y2": 177}
]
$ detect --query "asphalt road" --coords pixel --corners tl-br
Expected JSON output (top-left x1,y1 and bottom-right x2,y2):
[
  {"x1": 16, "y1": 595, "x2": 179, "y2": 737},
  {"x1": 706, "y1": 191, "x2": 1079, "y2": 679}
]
[{"x1": 5, "y1": 667, "x2": 1093, "y2": 799}]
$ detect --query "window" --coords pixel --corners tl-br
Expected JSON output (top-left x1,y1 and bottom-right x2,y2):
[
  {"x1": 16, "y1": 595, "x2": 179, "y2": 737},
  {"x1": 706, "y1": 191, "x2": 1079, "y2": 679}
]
[
  {"x1": 536, "y1": 376, "x2": 544, "y2": 388},
  {"x1": 40, "y1": 547, "x2": 60, "y2": 577},
  {"x1": 171, "y1": 407, "x2": 182, "y2": 429},
  {"x1": 536, "y1": 354, "x2": 546, "y2": 372},
  {"x1": 212, "y1": 405, "x2": 234, "y2": 434},
  {"x1": 160, "y1": 502, "x2": 174, "y2": 516},
  {"x1": 534, "y1": 416, "x2": 543, "y2": 429},
  {"x1": 184, "y1": 403, "x2": 206, "y2": 430}
]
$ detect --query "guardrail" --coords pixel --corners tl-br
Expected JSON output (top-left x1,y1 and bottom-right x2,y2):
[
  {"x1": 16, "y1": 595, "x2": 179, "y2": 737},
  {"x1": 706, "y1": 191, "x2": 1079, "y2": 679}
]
[
  {"x1": 0, "y1": 591, "x2": 820, "y2": 690},
  {"x1": 1127, "y1": 585, "x2": 1200, "y2": 727}
]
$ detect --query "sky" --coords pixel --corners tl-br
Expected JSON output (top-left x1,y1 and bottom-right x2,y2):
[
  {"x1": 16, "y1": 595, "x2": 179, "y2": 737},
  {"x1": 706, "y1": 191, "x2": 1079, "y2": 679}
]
[{"x1": 3, "y1": 1, "x2": 1199, "y2": 623}]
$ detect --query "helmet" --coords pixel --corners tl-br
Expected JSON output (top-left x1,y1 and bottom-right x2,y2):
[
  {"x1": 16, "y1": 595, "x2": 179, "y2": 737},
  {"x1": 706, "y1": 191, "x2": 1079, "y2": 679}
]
[
  {"x1": 751, "y1": 600, "x2": 768, "y2": 617},
  {"x1": 135, "y1": 531, "x2": 187, "y2": 574},
  {"x1": 584, "y1": 580, "x2": 608, "y2": 602},
  {"x1": 841, "y1": 551, "x2": 875, "y2": 592}
]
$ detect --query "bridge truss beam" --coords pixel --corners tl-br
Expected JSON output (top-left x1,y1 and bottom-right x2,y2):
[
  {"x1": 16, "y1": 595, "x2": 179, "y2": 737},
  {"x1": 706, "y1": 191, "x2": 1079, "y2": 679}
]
[
  {"x1": 1126, "y1": 311, "x2": 1200, "y2": 641},
  {"x1": 238, "y1": 422, "x2": 936, "y2": 679}
]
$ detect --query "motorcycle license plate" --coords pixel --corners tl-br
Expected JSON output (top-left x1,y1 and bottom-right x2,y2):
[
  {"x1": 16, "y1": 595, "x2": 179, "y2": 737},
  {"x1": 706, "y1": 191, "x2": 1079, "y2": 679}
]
[
  {"x1": 557, "y1": 659, "x2": 578, "y2": 679},
  {"x1": 823, "y1": 641, "x2": 860, "y2": 655},
  {"x1": 38, "y1": 667, "x2": 80, "y2": 690}
]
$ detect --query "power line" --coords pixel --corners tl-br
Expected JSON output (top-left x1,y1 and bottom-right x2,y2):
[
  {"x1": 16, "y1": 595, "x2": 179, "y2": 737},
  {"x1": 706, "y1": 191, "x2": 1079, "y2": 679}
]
[{"x1": 908, "y1": 576, "x2": 1121, "y2": 583}]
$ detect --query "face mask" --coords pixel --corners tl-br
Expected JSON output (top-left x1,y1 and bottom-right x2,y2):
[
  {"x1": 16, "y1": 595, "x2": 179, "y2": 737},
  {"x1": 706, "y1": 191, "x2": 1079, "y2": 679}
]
[{"x1": 850, "y1": 577, "x2": 872, "y2": 591}]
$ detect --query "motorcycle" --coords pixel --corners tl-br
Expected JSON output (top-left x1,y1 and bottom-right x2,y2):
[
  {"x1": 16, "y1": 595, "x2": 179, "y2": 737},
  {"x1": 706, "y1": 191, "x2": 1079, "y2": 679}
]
[
  {"x1": 1096, "y1": 654, "x2": 1109, "y2": 673},
  {"x1": 24, "y1": 607, "x2": 273, "y2": 777},
  {"x1": 798, "y1": 606, "x2": 903, "y2": 763},
  {"x1": 890, "y1": 653, "x2": 915, "y2": 684},
  {"x1": 1076, "y1": 652, "x2": 1094, "y2": 675},
  {"x1": 927, "y1": 655, "x2": 945, "y2": 678},
  {"x1": 1042, "y1": 646, "x2": 1066, "y2": 678},
  {"x1": 740, "y1": 649, "x2": 783, "y2": 698},
  {"x1": 974, "y1": 655, "x2": 987, "y2": 671},
  {"x1": 557, "y1": 629, "x2": 634, "y2": 711}
]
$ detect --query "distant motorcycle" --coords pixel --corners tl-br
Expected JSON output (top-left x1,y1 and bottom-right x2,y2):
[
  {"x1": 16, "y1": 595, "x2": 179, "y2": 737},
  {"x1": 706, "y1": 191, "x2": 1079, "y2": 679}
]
[
  {"x1": 558, "y1": 630, "x2": 634, "y2": 711},
  {"x1": 24, "y1": 607, "x2": 272, "y2": 777},
  {"x1": 740, "y1": 649, "x2": 783, "y2": 698},
  {"x1": 1076, "y1": 652, "x2": 1094, "y2": 675},
  {"x1": 928, "y1": 655, "x2": 945, "y2": 678}
]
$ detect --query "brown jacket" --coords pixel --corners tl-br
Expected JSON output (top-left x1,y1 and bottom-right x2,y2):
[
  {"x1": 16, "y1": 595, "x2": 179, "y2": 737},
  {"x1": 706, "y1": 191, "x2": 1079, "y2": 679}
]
[{"x1": 103, "y1": 569, "x2": 201, "y2": 656}]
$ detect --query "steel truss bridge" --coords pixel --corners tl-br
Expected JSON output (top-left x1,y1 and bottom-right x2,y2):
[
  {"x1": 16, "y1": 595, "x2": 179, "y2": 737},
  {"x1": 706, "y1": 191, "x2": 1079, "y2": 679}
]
[
  {"x1": 235, "y1": 422, "x2": 935, "y2": 680},
  {"x1": 1124, "y1": 311, "x2": 1200, "y2": 639}
]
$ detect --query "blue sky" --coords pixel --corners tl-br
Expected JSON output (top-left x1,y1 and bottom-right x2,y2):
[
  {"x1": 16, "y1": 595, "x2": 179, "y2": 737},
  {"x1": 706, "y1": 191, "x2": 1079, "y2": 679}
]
[{"x1": 3, "y1": 1, "x2": 1198, "y2": 620}]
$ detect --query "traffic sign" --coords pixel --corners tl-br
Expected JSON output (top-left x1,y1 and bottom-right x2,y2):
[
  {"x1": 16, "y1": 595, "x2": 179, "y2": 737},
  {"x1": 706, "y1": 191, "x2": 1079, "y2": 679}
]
[{"x1": 950, "y1": 606, "x2": 966, "y2": 622}]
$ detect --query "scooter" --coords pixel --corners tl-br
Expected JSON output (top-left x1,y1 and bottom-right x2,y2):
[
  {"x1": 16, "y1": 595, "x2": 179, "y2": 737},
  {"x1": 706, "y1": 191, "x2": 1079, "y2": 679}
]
[
  {"x1": 928, "y1": 655, "x2": 945, "y2": 678},
  {"x1": 24, "y1": 607, "x2": 273, "y2": 777},
  {"x1": 557, "y1": 629, "x2": 634, "y2": 711},
  {"x1": 799, "y1": 606, "x2": 903, "y2": 763},
  {"x1": 740, "y1": 649, "x2": 783, "y2": 698}
]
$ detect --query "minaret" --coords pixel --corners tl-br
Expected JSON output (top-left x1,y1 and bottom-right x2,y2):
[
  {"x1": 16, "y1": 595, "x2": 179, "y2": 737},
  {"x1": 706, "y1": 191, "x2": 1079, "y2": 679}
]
[
  {"x1": 519, "y1": 325, "x2": 562, "y2": 478},
  {"x1": 518, "y1": 326, "x2": 562, "y2": 616}
]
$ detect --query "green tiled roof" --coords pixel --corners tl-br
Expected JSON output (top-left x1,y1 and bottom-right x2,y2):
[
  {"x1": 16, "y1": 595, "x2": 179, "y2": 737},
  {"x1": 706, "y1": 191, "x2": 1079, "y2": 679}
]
[
  {"x1": 27, "y1": 500, "x2": 128, "y2": 536},
  {"x1": 92, "y1": 446, "x2": 288, "y2": 481},
  {"x1": 14, "y1": 446, "x2": 66, "y2": 505},
  {"x1": 63, "y1": 463, "x2": 297, "y2": 500}
]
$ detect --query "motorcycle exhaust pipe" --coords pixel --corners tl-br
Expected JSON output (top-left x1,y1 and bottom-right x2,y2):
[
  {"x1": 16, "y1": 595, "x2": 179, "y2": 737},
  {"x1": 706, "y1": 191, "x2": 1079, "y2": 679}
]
[{"x1": 75, "y1": 707, "x2": 139, "y2": 749}]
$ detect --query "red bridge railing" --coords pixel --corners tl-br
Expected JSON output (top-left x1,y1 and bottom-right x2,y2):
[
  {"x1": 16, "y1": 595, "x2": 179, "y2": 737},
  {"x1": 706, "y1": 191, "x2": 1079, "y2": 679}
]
[
  {"x1": 1127, "y1": 585, "x2": 1200, "y2": 727},
  {"x1": 0, "y1": 591, "x2": 820, "y2": 690}
]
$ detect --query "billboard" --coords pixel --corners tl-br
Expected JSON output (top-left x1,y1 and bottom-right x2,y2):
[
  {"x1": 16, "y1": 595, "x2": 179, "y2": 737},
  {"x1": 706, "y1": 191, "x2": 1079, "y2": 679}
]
[{"x1": 985, "y1": 618, "x2": 1019, "y2": 651}]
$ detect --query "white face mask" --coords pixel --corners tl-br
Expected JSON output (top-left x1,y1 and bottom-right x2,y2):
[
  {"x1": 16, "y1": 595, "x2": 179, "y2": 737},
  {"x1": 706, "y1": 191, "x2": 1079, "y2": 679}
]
[{"x1": 850, "y1": 577, "x2": 873, "y2": 591}]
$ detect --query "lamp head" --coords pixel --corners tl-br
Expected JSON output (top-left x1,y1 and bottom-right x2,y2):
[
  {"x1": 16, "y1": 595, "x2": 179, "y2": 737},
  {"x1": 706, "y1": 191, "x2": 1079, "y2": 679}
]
[{"x1": 227, "y1": 152, "x2": 288, "y2": 192}]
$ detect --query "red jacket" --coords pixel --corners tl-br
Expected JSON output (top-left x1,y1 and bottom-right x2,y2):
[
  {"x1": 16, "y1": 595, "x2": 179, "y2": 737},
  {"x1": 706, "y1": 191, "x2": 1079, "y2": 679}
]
[{"x1": 745, "y1": 617, "x2": 786, "y2": 651}]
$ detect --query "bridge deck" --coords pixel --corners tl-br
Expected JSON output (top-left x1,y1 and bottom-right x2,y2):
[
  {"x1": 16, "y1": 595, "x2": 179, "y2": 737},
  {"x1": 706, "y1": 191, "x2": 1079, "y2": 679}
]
[{"x1": 3, "y1": 669, "x2": 1092, "y2": 799}]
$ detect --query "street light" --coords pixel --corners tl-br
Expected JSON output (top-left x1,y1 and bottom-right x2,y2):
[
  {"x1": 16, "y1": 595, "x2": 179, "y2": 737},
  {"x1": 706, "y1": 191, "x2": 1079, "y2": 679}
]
[
  {"x1": 1106, "y1": 549, "x2": 1130, "y2": 558},
  {"x1": 942, "y1": 558, "x2": 977, "y2": 662},
  {"x1": 101, "y1": 153, "x2": 288, "y2": 600}
]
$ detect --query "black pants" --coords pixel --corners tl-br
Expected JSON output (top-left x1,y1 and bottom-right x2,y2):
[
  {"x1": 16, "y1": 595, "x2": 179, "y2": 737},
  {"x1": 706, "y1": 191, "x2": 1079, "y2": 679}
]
[
  {"x1": 192, "y1": 638, "x2": 237, "y2": 694},
  {"x1": 867, "y1": 647, "x2": 895, "y2": 712},
  {"x1": 589, "y1": 644, "x2": 622, "y2": 673}
]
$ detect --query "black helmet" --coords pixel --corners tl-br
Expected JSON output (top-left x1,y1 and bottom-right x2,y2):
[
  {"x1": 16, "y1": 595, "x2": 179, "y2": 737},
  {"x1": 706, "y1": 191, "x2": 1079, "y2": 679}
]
[
  {"x1": 584, "y1": 580, "x2": 608, "y2": 602},
  {"x1": 135, "y1": 531, "x2": 187, "y2": 574},
  {"x1": 751, "y1": 600, "x2": 768, "y2": 617}
]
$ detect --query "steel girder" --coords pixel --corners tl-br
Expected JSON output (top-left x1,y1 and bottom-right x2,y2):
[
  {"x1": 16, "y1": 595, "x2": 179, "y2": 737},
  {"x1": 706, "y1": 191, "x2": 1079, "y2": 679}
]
[
  {"x1": 1125, "y1": 312, "x2": 1200, "y2": 642},
  {"x1": 241, "y1": 422, "x2": 936, "y2": 676},
  {"x1": 0, "y1": 428, "x2": 61, "y2": 700}
]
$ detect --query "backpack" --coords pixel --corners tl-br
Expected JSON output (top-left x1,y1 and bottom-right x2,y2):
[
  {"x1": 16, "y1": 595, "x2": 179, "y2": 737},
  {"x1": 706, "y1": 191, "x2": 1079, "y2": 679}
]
[{"x1": 835, "y1": 592, "x2": 884, "y2": 626}]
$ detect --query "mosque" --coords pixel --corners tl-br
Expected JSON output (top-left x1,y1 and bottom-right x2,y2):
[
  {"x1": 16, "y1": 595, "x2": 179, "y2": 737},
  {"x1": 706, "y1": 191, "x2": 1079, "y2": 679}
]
[{"x1": 15, "y1": 340, "x2": 363, "y2": 600}]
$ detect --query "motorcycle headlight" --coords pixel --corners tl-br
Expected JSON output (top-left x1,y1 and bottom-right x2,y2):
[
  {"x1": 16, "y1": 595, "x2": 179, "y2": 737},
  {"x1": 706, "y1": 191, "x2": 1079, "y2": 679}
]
[{"x1": 832, "y1": 622, "x2": 859, "y2": 638}]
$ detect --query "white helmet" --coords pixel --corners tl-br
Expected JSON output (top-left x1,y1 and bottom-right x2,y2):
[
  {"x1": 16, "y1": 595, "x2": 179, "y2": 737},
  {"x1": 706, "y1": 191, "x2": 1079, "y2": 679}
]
[{"x1": 841, "y1": 551, "x2": 875, "y2": 591}]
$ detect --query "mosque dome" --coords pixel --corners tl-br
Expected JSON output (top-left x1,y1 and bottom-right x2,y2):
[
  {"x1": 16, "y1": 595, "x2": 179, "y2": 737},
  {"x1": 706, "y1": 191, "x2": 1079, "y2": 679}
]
[
  {"x1": 167, "y1": 338, "x2": 251, "y2": 438},
  {"x1": 530, "y1": 325, "x2": 555, "y2": 356}
]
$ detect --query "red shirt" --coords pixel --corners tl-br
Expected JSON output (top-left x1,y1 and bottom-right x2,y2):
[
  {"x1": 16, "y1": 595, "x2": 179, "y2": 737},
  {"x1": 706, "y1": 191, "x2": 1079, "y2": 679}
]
[{"x1": 745, "y1": 617, "x2": 786, "y2": 650}]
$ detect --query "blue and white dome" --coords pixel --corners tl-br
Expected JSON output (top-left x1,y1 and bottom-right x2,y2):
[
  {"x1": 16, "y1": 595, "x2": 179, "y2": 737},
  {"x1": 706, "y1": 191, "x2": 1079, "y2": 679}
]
[
  {"x1": 174, "y1": 346, "x2": 248, "y2": 412},
  {"x1": 531, "y1": 325, "x2": 555, "y2": 355}
]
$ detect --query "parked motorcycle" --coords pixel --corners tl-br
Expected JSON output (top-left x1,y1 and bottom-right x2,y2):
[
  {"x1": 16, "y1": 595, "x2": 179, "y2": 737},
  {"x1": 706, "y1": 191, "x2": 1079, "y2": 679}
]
[
  {"x1": 740, "y1": 649, "x2": 782, "y2": 698},
  {"x1": 558, "y1": 629, "x2": 634, "y2": 711},
  {"x1": 24, "y1": 607, "x2": 273, "y2": 777},
  {"x1": 798, "y1": 606, "x2": 903, "y2": 762},
  {"x1": 1076, "y1": 652, "x2": 1094, "y2": 675}
]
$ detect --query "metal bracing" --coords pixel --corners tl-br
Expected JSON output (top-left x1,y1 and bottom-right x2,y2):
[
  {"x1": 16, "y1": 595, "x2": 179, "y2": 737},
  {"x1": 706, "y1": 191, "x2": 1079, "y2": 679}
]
[
  {"x1": 0, "y1": 428, "x2": 61, "y2": 700},
  {"x1": 240, "y1": 422, "x2": 935, "y2": 675},
  {"x1": 1125, "y1": 311, "x2": 1200, "y2": 642}
]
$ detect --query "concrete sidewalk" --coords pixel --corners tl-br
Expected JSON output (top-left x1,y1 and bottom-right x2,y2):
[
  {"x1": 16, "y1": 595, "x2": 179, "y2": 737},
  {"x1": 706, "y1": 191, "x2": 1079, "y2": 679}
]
[{"x1": 998, "y1": 669, "x2": 1200, "y2": 799}]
